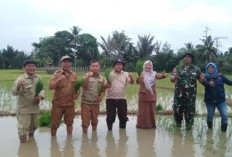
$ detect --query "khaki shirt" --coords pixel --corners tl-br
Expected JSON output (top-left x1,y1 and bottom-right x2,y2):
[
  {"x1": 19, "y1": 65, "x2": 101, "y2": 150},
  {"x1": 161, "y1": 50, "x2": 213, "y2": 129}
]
[
  {"x1": 49, "y1": 69, "x2": 77, "y2": 106},
  {"x1": 12, "y1": 73, "x2": 45, "y2": 114},
  {"x1": 81, "y1": 74, "x2": 106, "y2": 104},
  {"x1": 107, "y1": 70, "x2": 131, "y2": 99}
]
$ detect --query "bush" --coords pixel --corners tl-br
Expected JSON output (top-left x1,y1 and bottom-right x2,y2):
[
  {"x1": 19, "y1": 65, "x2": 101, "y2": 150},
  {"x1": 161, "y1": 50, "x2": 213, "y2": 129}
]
[
  {"x1": 38, "y1": 112, "x2": 51, "y2": 127},
  {"x1": 155, "y1": 103, "x2": 163, "y2": 111}
]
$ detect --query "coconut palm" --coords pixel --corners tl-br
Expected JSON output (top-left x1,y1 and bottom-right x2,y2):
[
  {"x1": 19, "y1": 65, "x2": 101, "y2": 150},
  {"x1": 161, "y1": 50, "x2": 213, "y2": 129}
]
[
  {"x1": 136, "y1": 34, "x2": 157, "y2": 58},
  {"x1": 197, "y1": 35, "x2": 218, "y2": 63},
  {"x1": 70, "y1": 26, "x2": 81, "y2": 49},
  {"x1": 98, "y1": 31, "x2": 131, "y2": 58}
]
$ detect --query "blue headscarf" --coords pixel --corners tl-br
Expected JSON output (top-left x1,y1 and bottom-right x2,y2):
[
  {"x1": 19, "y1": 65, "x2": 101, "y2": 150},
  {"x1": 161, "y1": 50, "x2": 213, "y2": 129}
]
[{"x1": 205, "y1": 62, "x2": 218, "y2": 77}]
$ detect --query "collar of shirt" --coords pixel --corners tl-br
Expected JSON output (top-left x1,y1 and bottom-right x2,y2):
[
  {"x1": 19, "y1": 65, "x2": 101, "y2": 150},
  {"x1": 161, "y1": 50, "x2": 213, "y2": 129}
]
[
  {"x1": 24, "y1": 72, "x2": 37, "y2": 79},
  {"x1": 113, "y1": 70, "x2": 124, "y2": 75}
]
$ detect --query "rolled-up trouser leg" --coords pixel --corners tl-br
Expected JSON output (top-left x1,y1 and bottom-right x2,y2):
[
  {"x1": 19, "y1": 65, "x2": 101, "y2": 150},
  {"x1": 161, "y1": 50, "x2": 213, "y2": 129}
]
[
  {"x1": 51, "y1": 106, "x2": 64, "y2": 136},
  {"x1": 81, "y1": 104, "x2": 91, "y2": 133},
  {"x1": 29, "y1": 113, "x2": 38, "y2": 136},
  {"x1": 17, "y1": 114, "x2": 32, "y2": 138},
  {"x1": 90, "y1": 104, "x2": 100, "y2": 131}
]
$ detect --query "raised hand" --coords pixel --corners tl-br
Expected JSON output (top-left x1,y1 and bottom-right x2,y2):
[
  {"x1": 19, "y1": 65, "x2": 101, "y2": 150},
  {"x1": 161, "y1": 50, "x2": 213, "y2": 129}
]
[
  {"x1": 17, "y1": 79, "x2": 24, "y2": 90},
  {"x1": 209, "y1": 79, "x2": 214, "y2": 86},
  {"x1": 162, "y1": 70, "x2": 167, "y2": 78}
]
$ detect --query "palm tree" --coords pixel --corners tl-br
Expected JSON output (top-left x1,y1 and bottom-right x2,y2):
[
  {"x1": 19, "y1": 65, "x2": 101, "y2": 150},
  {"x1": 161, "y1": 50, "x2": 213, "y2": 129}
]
[
  {"x1": 69, "y1": 26, "x2": 81, "y2": 70},
  {"x1": 136, "y1": 34, "x2": 156, "y2": 58},
  {"x1": 197, "y1": 35, "x2": 218, "y2": 63},
  {"x1": 98, "y1": 36, "x2": 114, "y2": 56},
  {"x1": 98, "y1": 31, "x2": 131, "y2": 58}
]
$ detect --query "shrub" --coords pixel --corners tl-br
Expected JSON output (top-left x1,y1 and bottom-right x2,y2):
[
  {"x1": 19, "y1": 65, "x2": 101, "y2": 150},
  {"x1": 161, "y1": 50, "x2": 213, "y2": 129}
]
[
  {"x1": 155, "y1": 103, "x2": 163, "y2": 111},
  {"x1": 38, "y1": 112, "x2": 51, "y2": 127}
]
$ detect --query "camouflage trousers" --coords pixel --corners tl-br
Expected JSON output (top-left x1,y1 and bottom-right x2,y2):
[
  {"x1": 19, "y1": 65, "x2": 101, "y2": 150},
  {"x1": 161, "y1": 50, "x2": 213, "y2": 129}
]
[{"x1": 173, "y1": 96, "x2": 196, "y2": 126}]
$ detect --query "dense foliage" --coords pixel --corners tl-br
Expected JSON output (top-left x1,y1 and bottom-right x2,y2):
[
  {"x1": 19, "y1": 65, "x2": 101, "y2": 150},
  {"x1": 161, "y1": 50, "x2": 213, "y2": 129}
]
[{"x1": 1, "y1": 26, "x2": 232, "y2": 73}]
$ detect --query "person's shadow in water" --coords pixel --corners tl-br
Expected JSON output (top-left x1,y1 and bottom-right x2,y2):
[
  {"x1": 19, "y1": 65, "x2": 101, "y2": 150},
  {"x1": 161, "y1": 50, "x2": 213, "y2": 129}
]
[
  {"x1": 136, "y1": 128, "x2": 155, "y2": 157},
  {"x1": 80, "y1": 132, "x2": 100, "y2": 157},
  {"x1": 50, "y1": 136, "x2": 74, "y2": 157},
  {"x1": 18, "y1": 138, "x2": 39, "y2": 157},
  {"x1": 105, "y1": 129, "x2": 128, "y2": 157}
]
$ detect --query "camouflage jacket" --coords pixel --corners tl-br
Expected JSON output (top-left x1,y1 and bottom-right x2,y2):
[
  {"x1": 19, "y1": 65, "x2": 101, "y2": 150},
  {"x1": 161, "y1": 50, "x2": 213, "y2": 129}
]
[{"x1": 174, "y1": 64, "x2": 202, "y2": 99}]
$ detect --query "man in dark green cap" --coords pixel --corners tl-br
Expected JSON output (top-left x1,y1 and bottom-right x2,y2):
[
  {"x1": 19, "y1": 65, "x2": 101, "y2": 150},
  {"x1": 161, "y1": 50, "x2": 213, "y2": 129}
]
[{"x1": 170, "y1": 52, "x2": 205, "y2": 129}]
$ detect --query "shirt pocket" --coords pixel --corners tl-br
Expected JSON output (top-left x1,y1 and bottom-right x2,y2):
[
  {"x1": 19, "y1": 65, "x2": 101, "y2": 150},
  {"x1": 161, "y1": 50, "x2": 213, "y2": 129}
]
[{"x1": 23, "y1": 83, "x2": 33, "y2": 95}]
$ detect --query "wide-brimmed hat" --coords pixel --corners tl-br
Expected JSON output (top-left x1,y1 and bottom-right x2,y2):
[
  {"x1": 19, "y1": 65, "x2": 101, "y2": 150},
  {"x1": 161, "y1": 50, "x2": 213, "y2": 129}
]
[
  {"x1": 113, "y1": 58, "x2": 126, "y2": 66},
  {"x1": 182, "y1": 52, "x2": 194, "y2": 60},
  {"x1": 61, "y1": 55, "x2": 72, "y2": 62},
  {"x1": 23, "y1": 60, "x2": 37, "y2": 67}
]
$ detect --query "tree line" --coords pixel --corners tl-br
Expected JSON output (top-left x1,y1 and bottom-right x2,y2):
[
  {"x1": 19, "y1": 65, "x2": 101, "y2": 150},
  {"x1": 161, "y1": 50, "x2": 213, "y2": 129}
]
[{"x1": 1, "y1": 26, "x2": 232, "y2": 73}]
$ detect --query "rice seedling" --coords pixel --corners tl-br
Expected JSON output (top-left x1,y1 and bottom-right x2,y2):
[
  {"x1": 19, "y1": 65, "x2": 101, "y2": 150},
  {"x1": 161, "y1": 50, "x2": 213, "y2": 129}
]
[
  {"x1": 38, "y1": 112, "x2": 51, "y2": 127},
  {"x1": 74, "y1": 79, "x2": 84, "y2": 94},
  {"x1": 155, "y1": 103, "x2": 163, "y2": 111},
  {"x1": 136, "y1": 60, "x2": 144, "y2": 76},
  {"x1": 38, "y1": 111, "x2": 64, "y2": 127},
  {"x1": 35, "y1": 79, "x2": 45, "y2": 97},
  {"x1": 104, "y1": 68, "x2": 114, "y2": 84},
  {"x1": 176, "y1": 60, "x2": 183, "y2": 72},
  {"x1": 98, "y1": 82, "x2": 102, "y2": 96}
]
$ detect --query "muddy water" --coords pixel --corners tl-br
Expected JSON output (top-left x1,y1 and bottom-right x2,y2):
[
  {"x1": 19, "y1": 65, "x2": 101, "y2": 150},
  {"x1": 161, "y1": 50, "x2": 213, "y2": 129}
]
[{"x1": 0, "y1": 115, "x2": 231, "y2": 157}]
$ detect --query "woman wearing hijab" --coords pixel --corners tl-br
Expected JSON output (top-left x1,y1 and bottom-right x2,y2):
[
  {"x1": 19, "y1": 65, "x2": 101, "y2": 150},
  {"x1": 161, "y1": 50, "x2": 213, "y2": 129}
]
[
  {"x1": 202, "y1": 62, "x2": 232, "y2": 132},
  {"x1": 136, "y1": 60, "x2": 167, "y2": 128}
]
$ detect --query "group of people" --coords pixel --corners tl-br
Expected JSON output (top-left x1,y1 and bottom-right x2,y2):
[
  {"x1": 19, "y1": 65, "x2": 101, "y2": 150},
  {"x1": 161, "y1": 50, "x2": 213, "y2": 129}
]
[{"x1": 12, "y1": 52, "x2": 232, "y2": 143}]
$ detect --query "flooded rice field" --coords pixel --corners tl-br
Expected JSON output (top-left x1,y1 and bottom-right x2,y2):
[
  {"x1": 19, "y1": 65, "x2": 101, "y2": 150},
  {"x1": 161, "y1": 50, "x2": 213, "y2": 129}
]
[
  {"x1": 1, "y1": 84, "x2": 232, "y2": 157},
  {"x1": 0, "y1": 115, "x2": 231, "y2": 157},
  {"x1": 1, "y1": 87, "x2": 232, "y2": 115}
]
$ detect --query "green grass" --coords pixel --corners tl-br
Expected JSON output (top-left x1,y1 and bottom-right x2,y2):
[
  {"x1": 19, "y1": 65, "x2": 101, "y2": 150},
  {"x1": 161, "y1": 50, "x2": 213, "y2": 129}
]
[
  {"x1": 1, "y1": 69, "x2": 232, "y2": 111},
  {"x1": 2, "y1": 69, "x2": 232, "y2": 99},
  {"x1": 38, "y1": 112, "x2": 51, "y2": 127}
]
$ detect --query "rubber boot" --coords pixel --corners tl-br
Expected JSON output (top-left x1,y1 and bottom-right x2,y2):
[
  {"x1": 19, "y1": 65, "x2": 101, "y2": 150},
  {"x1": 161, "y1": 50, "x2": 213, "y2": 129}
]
[
  {"x1": 186, "y1": 123, "x2": 192, "y2": 130},
  {"x1": 221, "y1": 123, "x2": 228, "y2": 132},
  {"x1": 175, "y1": 121, "x2": 182, "y2": 127},
  {"x1": 107, "y1": 122, "x2": 113, "y2": 131},
  {"x1": 119, "y1": 121, "x2": 126, "y2": 129},
  {"x1": 207, "y1": 121, "x2": 213, "y2": 129},
  {"x1": 67, "y1": 125, "x2": 73, "y2": 135}
]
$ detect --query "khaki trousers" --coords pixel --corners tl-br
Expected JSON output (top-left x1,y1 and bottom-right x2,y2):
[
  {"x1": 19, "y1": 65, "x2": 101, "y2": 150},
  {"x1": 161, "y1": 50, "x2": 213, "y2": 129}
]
[
  {"x1": 17, "y1": 113, "x2": 38, "y2": 138},
  {"x1": 51, "y1": 106, "x2": 75, "y2": 130},
  {"x1": 81, "y1": 104, "x2": 99, "y2": 130}
]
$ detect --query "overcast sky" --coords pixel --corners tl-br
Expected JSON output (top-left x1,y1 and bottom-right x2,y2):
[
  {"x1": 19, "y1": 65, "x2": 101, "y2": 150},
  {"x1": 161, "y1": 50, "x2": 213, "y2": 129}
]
[{"x1": 1, "y1": 0, "x2": 232, "y2": 54}]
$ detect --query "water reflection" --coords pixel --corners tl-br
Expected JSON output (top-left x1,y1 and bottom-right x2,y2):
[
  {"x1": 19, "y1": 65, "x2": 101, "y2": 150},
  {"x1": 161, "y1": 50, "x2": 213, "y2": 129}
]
[
  {"x1": 18, "y1": 138, "x2": 39, "y2": 157},
  {"x1": 171, "y1": 131, "x2": 196, "y2": 156},
  {"x1": 105, "y1": 132, "x2": 117, "y2": 156},
  {"x1": 80, "y1": 132, "x2": 100, "y2": 157},
  {"x1": 50, "y1": 136, "x2": 74, "y2": 157},
  {"x1": 136, "y1": 128, "x2": 156, "y2": 157},
  {"x1": 1, "y1": 115, "x2": 232, "y2": 157},
  {"x1": 105, "y1": 130, "x2": 128, "y2": 157}
]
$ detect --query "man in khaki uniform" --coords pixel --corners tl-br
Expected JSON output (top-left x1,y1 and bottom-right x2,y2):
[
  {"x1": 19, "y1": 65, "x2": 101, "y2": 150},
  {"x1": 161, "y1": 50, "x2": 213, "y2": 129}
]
[
  {"x1": 12, "y1": 60, "x2": 45, "y2": 143},
  {"x1": 81, "y1": 60, "x2": 106, "y2": 133},
  {"x1": 49, "y1": 55, "x2": 78, "y2": 136}
]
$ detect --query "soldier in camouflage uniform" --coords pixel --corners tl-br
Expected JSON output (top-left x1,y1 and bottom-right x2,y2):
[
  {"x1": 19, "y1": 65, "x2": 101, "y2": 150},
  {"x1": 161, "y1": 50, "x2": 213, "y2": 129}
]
[{"x1": 170, "y1": 52, "x2": 204, "y2": 129}]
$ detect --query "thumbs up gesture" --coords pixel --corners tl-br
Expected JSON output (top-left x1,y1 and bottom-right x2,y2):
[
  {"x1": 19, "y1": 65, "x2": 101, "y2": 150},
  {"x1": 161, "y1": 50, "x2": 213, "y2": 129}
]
[
  {"x1": 162, "y1": 70, "x2": 167, "y2": 78},
  {"x1": 209, "y1": 79, "x2": 214, "y2": 86}
]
